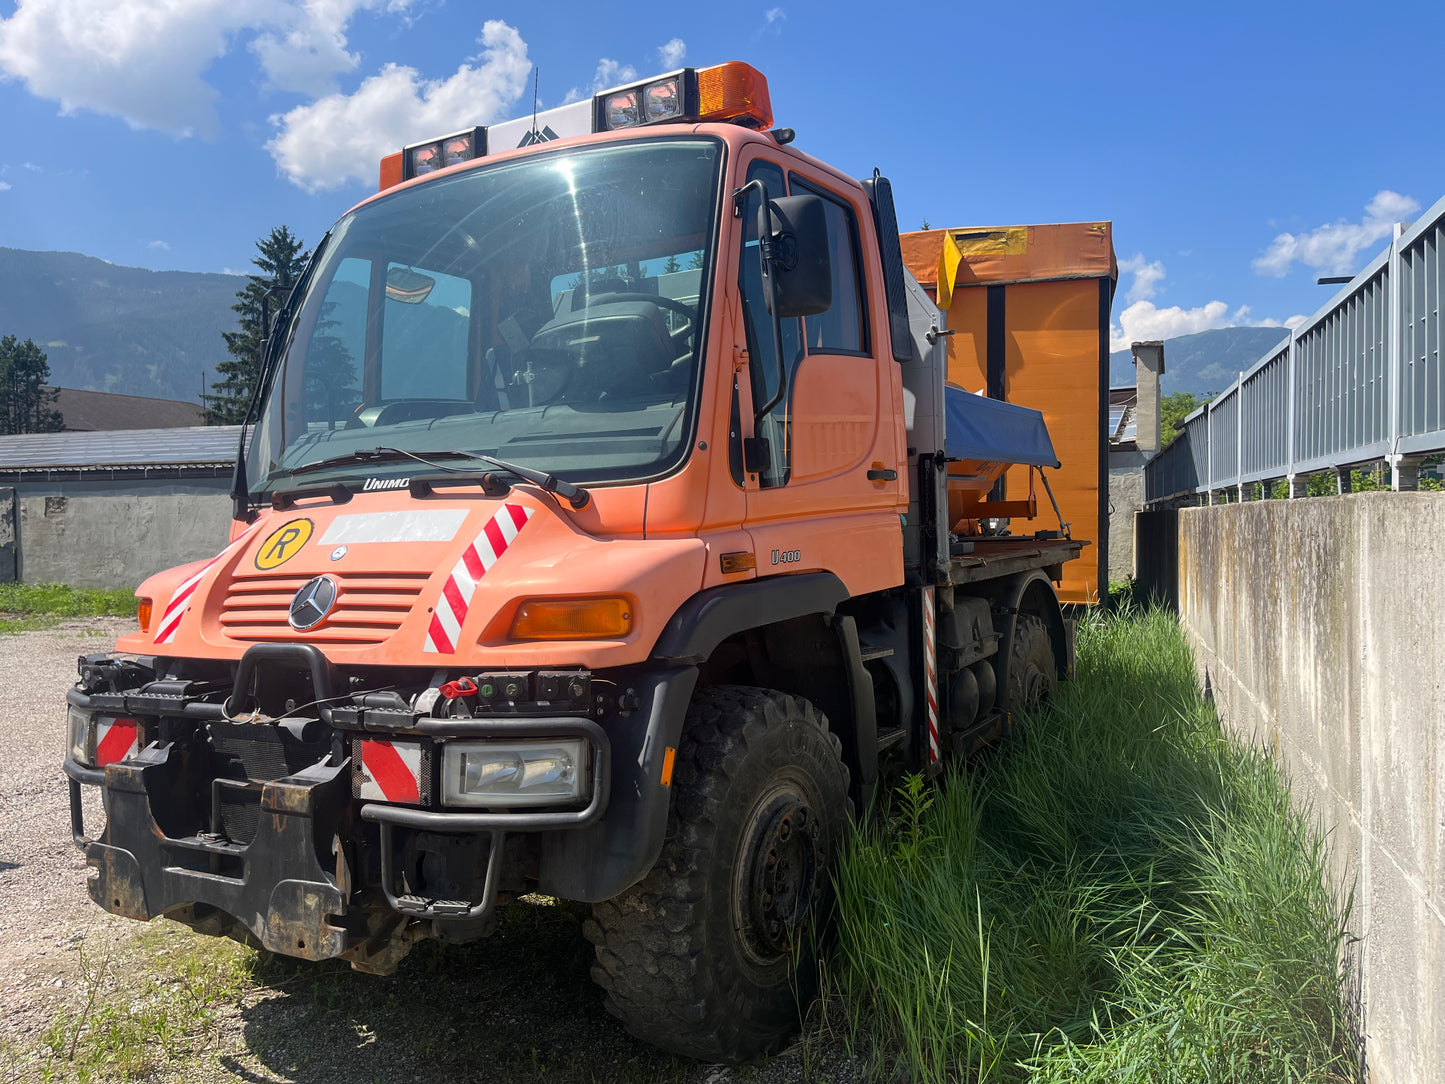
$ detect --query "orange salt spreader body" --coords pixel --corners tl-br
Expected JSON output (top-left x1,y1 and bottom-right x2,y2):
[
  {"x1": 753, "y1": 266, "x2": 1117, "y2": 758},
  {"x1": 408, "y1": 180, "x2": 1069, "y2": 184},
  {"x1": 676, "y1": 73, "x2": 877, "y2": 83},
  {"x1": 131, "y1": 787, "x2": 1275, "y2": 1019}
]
[
  {"x1": 63, "y1": 61, "x2": 1107, "y2": 1065},
  {"x1": 900, "y1": 224, "x2": 1118, "y2": 604}
]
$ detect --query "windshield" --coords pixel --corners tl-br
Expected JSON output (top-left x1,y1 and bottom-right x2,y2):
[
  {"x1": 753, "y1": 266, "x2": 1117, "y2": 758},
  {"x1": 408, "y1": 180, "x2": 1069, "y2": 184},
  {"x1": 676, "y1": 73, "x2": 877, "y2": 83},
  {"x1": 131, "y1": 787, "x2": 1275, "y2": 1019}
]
[{"x1": 248, "y1": 138, "x2": 723, "y2": 494}]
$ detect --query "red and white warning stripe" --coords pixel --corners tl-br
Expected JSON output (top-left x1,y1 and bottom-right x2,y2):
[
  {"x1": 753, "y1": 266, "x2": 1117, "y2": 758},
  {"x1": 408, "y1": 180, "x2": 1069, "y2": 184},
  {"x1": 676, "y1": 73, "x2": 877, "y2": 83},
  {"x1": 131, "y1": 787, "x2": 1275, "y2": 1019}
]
[
  {"x1": 357, "y1": 739, "x2": 422, "y2": 804},
  {"x1": 154, "y1": 527, "x2": 255, "y2": 645},
  {"x1": 95, "y1": 718, "x2": 140, "y2": 767},
  {"x1": 424, "y1": 503, "x2": 534, "y2": 655},
  {"x1": 922, "y1": 586, "x2": 940, "y2": 763}
]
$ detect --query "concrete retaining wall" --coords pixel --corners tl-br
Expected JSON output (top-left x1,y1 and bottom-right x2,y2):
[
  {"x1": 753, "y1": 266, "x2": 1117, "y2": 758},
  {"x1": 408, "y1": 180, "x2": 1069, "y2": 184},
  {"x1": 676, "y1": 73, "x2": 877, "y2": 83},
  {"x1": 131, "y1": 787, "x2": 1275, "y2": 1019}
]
[
  {"x1": 15, "y1": 493, "x2": 231, "y2": 588},
  {"x1": 1137, "y1": 495, "x2": 1445, "y2": 1083}
]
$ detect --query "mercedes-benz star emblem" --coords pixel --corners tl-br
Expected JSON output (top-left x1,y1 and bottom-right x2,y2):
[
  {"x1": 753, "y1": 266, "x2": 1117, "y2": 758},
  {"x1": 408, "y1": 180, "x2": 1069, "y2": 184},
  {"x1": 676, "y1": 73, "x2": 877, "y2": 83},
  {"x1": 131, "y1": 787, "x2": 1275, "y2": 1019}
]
[{"x1": 289, "y1": 575, "x2": 339, "y2": 631}]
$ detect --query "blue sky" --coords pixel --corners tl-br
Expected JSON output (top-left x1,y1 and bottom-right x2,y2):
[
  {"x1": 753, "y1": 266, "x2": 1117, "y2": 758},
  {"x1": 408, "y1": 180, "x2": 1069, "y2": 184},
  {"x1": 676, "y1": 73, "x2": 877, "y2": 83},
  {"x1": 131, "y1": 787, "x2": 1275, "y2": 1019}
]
[{"x1": 2, "y1": 0, "x2": 1442, "y2": 351}]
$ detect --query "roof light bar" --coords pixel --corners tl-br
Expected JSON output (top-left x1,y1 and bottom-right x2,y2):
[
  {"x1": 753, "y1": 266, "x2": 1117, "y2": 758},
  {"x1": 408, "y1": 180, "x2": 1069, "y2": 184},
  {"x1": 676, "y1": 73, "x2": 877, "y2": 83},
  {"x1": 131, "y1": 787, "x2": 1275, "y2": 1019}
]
[
  {"x1": 593, "y1": 62, "x2": 773, "y2": 133},
  {"x1": 401, "y1": 126, "x2": 486, "y2": 182},
  {"x1": 378, "y1": 62, "x2": 773, "y2": 192}
]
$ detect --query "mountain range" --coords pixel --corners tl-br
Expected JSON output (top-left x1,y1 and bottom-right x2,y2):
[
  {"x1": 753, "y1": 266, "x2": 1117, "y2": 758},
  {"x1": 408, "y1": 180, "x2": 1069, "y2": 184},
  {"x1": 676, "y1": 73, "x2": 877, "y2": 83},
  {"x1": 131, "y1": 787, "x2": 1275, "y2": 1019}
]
[
  {"x1": 0, "y1": 248, "x2": 242, "y2": 403},
  {"x1": 2, "y1": 247, "x2": 1289, "y2": 405},
  {"x1": 1109, "y1": 326, "x2": 1290, "y2": 398}
]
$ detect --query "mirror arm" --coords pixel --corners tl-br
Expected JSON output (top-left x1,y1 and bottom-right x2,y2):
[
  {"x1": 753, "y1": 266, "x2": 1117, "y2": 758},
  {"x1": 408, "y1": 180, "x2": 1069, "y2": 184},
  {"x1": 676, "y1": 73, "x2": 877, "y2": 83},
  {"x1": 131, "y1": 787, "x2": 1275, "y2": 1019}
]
[{"x1": 753, "y1": 195, "x2": 789, "y2": 429}]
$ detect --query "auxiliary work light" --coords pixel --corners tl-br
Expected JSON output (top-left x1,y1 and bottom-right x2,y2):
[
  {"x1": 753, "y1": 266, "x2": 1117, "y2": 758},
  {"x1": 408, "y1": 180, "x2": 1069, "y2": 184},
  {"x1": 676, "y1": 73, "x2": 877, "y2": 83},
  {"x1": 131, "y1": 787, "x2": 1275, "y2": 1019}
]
[
  {"x1": 401, "y1": 126, "x2": 486, "y2": 181},
  {"x1": 595, "y1": 62, "x2": 773, "y2": 133}
]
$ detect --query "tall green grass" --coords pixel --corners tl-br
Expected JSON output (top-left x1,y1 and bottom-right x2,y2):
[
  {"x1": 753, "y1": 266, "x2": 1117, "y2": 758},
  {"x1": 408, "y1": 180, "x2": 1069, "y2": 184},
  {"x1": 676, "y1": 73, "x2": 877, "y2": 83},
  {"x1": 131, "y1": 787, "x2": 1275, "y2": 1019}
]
[{"x1": 827, "y1": 608, "x2": 1358, "y2": 1083}]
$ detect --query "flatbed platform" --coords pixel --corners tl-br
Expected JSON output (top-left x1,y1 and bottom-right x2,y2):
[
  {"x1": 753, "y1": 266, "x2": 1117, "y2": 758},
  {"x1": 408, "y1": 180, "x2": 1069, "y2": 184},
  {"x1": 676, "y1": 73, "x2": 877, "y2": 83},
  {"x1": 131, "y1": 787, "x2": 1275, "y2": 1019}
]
[{"x1": 948, "y1": 537, "x2": 1086, "y2": 586}]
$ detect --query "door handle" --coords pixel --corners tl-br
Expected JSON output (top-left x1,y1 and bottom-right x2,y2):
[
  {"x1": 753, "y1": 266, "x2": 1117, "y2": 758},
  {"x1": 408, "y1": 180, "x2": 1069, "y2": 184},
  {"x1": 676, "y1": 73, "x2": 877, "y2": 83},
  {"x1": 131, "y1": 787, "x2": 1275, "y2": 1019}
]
[{"x1": 866, "y1": 468, "x2": 898, "y2": 481}]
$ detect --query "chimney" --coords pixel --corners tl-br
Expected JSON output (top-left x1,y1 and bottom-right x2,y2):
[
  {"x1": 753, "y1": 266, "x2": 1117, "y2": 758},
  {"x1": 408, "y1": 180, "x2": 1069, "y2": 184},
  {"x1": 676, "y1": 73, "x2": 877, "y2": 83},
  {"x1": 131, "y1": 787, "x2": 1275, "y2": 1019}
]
[{"x1": 1130, "y1": 340, "x2": 1165, "y2": 457}]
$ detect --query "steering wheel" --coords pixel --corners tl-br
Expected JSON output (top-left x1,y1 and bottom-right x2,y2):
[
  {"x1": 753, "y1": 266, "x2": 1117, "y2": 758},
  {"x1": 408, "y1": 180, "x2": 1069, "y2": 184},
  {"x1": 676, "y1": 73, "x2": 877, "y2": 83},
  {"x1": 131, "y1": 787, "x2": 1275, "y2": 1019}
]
[{"x1": 588, "y1": 292, "x2": 698, "y2": 353}]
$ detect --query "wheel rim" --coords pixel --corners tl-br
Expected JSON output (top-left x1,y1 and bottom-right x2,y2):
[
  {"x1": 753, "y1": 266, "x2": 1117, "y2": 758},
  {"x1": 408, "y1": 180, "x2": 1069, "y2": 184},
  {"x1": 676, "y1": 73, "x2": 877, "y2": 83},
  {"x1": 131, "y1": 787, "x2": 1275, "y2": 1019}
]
[{"x1": 734, "y1": 787, "x2": 822, "y2": 964}]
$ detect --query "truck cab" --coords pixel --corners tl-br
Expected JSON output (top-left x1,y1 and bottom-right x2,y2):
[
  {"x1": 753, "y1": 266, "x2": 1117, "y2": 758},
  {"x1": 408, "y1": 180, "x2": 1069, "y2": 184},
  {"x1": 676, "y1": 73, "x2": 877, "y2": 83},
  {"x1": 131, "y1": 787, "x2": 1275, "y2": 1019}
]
[{"x1": 64, "y1": 61, "x2": 1085, "y2": 1062}]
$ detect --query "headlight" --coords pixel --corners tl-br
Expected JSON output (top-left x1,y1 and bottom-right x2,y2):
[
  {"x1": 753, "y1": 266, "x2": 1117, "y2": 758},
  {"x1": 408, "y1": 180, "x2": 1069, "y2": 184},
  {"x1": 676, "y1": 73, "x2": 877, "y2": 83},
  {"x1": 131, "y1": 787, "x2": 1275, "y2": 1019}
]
[
  {"x1": 68, "y1": 706, "x2": 91, "y2": 765},
  {"x1": 442, "y1": 739, "x2": 590, "y2": 808}
]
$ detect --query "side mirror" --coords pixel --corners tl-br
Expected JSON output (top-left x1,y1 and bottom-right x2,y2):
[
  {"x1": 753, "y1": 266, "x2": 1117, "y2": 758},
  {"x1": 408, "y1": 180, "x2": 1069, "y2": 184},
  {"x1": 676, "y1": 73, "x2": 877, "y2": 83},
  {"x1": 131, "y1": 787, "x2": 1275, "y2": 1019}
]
[{"x1": 759, "y1": 194, "x2": 832, "y2": 318}]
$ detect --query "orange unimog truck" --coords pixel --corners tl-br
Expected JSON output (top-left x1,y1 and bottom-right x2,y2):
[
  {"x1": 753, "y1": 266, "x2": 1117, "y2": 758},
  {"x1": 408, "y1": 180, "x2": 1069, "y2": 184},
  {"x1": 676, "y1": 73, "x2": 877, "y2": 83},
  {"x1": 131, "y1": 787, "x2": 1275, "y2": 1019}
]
[{"x1": 64, "y1": 62, "x2": 1095, "y2": 1061}]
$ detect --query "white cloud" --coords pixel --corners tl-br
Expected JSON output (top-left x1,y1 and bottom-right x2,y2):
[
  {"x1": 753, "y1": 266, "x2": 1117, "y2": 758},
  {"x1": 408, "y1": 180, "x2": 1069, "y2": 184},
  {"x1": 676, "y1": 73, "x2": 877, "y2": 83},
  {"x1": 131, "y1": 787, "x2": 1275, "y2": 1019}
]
[
  {"x1": 251, "y1": 0, "x2": 420, "y2": 97},
  {"x1": 267, "y1": 20, "x2": 531, "y2": 192},
  {"x1": 148, "y1": 240, "x2": 170, "y2": 250},
  {"x1": 590, "y1": 59, "x2": 637, "y2": 94},
  {"x1": 0, "y1": 0, "x2": 266, "y2": 137},
  {"x1": 0, "y1": 0, "x2": 421, "y2": 136},
  {"x1": 1117, "y1": 252, "x2": 1166, "y2": 305},
  {"x1": 0, "y1": 181, "x2": 10, "y2": 192},
  {"x1": 765, "y1": 7, "x2": 786, "y2": 23},
  {"x1": 1253, "y1": 189, "x2": 1421, "y2": 278},
  {"x1": 1111, "y1": 299, "x2": 1232, "y2": 352},
  {"x1": 1109, "y1": 257, "x2": 1305, "y2": 351},
  {"x1": 657, "y1": 38, "x2": 685, "y2": 70}
]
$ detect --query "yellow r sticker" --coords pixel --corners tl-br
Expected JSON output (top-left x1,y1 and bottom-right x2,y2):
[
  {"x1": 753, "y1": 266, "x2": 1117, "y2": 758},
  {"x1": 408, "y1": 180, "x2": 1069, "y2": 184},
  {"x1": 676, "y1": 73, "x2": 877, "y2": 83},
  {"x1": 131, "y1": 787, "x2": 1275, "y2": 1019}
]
[{"x1": 255, "y1": 519, "x2": 314, "y2": 570}]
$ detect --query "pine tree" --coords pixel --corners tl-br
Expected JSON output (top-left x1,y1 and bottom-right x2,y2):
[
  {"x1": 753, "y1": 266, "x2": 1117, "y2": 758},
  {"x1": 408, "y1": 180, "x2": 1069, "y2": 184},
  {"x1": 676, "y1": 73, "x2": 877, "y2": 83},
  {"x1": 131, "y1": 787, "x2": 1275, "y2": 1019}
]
[
  {"x1": 0, "y1": 336, "x2": 64, "y2": 434},
  {"x1": 204, "y1": 226, "x2": 310, "y2": 425}
]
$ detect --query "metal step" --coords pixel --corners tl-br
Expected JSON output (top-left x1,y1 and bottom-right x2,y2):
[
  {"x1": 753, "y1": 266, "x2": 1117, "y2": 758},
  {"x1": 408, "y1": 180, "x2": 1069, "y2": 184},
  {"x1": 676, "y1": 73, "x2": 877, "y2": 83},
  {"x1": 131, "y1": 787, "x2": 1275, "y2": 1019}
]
[{"x1": 876, "y1": 726, "x2": 905, "y2": 751}]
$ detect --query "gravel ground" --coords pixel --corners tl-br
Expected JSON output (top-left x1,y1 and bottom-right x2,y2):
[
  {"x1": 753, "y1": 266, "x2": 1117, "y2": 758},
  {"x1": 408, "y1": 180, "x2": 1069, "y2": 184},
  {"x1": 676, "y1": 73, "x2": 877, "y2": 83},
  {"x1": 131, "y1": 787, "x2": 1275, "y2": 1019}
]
[
  {"x1": 0, "y1": 619, "x2": 133, "y2": 1056},
  {"x1": 0, "y1": 620, "x2": 869, "y2": 1084}
]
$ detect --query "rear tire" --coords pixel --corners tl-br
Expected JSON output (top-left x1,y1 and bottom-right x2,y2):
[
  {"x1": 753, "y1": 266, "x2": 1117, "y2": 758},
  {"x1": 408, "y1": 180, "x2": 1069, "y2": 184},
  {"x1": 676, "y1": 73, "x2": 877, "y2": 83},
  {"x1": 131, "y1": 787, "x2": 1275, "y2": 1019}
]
[
  {"x1": 1005, "y1": 613, "x2": 1057, "y2": 716},
  {"x1": 583, "y1": 686, "x2": 850, "y2": 1062}
]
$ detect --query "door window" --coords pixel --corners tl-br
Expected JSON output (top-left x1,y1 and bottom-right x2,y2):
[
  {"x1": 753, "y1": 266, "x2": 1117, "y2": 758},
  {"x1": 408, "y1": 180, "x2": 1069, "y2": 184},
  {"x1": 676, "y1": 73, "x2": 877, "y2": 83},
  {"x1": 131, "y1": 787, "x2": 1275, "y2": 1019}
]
[{"x1": 790, "y1": 176, "x2": 869, "y2": 356}]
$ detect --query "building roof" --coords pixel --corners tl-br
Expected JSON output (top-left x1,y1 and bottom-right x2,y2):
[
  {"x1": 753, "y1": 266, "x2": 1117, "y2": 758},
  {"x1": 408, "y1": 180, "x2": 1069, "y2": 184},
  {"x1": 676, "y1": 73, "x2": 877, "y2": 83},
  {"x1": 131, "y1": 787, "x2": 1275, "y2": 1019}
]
[
  {"x1": 0, "y1": 426, "x2": 239, "y2": 471},
  {"x1": 1108, "y1": 386, "x2": 1138, "y2": 447},
  {"x1": 51, "y1": 387, "x2": 205, "y2": 431}
]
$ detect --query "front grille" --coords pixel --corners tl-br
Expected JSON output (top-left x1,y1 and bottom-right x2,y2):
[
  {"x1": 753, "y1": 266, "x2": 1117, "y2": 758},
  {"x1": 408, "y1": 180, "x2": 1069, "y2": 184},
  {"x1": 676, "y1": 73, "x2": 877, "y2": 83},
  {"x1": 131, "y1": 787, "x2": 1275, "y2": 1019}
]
[{"x1": 219, "y1": 571, "x2": 431, "y2": 645}]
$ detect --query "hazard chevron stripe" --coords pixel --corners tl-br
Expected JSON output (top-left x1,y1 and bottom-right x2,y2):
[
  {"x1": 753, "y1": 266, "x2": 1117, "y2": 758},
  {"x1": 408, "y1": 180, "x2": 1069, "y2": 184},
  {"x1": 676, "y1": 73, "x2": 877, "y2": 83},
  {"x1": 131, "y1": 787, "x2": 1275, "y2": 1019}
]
[
  {"x1": 923, "y1": 586, "x2": 939, "y2": 763},
  {"x1": 154, "y1": 526, "x2": 256, "y2": 645},
  {"x1": 424, "y1": 503, "x2": 534, "y2": 654},
  {"x1": 95, "y1": 718, "x2": 139, "y2": 767},
  {"x1": 358, "y1": 739, "x2": 422, "y2": 804}
]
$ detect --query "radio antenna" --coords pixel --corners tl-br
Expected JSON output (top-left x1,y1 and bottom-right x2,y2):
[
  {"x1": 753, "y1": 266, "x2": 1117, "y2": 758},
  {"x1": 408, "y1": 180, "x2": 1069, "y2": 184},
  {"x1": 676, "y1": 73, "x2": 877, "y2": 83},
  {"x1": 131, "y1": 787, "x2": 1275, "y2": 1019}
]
[{"x1": 531, "y1": 67, "x2": 540, "y2": 133}]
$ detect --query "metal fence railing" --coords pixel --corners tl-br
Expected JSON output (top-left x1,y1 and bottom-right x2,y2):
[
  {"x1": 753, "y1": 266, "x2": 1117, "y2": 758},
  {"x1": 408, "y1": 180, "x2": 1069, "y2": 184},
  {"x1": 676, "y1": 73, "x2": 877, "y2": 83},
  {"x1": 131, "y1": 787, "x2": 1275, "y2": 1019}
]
[{"x1": 1145, "y1": 190, "x2": 1445, "y2": 504}]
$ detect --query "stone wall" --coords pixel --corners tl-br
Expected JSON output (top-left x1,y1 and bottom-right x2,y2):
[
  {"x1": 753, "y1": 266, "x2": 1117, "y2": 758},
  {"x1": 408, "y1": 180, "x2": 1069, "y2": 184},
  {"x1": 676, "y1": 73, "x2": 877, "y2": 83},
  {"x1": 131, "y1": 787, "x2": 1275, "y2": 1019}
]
[{"x1": 15, "y1": 493, "x2": 232, "y2": 588}]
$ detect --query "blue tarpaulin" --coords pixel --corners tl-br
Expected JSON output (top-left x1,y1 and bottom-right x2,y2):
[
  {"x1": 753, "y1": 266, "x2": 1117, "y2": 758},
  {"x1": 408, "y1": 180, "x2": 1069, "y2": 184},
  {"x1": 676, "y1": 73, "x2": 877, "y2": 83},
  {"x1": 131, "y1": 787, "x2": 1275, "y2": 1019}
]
[{"x1": 943, "y1": 385, "x2": 1059, "y2": 468}]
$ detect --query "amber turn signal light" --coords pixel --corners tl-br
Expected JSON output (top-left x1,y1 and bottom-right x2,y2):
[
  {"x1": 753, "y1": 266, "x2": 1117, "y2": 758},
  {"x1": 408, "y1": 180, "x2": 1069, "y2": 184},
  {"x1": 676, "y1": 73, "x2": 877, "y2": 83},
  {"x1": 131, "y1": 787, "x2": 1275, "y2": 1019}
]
[
  {"x1": 719, "y1": 551, "x2": 756, "y2": 574},
  {"x1": 510, "y1": 597, "x2": 634, "y2": 641},
  {"x1": 137, "y1": 597, "x2": 153, "y2": 633}
]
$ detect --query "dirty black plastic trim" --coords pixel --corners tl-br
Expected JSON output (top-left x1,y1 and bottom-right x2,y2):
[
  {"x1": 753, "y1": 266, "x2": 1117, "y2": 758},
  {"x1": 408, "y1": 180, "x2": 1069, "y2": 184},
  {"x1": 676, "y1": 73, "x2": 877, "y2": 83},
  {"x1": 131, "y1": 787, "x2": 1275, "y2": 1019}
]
[{"x1": 651, "y1": 572, "x2": 850, "y2": 664}]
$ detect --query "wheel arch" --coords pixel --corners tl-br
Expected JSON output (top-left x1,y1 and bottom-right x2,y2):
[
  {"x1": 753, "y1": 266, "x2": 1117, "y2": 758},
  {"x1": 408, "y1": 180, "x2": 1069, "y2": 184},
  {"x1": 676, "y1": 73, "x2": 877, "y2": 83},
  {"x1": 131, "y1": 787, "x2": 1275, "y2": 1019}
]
[{"x1": 652, "y1": 573, "x2": 877, "y2": 811}]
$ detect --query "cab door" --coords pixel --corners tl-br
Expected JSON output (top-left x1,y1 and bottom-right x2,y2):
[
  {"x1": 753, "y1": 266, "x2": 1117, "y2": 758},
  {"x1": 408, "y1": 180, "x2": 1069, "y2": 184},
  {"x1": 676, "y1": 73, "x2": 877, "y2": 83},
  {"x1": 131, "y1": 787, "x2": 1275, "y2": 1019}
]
[{"x1": 734, "y1": 157, "x2": 906, "y2": 598}]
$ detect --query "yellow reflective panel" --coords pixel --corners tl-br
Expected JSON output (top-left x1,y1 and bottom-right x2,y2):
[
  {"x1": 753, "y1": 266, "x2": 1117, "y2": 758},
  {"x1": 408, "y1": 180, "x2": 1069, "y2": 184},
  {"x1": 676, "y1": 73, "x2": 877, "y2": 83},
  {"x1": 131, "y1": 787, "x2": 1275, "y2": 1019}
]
[{"x1": 255, "y1": 519, "x2": 315, "y2": 570}]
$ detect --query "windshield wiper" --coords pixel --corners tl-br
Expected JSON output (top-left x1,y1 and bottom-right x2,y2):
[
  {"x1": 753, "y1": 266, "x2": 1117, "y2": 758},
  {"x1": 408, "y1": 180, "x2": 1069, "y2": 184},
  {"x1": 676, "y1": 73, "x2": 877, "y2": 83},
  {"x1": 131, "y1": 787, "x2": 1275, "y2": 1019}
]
[
  {"x1": 284, "y1": 447, "x2": 591, "y2": 510},
  {"x1": 454, "y1": 452, "x2": 592, "y2": 510},
  {"x1": 282, "y1": 447, "x2": 462, "y2": 478}
]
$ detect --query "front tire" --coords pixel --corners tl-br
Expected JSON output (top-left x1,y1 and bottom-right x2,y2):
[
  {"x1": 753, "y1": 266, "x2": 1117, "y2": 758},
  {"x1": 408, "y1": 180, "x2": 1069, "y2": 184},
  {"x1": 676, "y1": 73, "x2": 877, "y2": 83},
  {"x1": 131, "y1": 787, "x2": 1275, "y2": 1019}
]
[{"x1": 584, "y1": 686, "x2": 850, "y2": 1062}]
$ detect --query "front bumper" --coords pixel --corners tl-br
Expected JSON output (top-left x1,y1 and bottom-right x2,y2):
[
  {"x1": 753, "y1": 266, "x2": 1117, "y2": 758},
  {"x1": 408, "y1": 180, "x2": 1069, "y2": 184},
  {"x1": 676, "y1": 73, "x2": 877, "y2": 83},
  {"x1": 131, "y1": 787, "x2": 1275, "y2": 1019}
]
[{"x1": 65, "y1": 714, "x2": 610, "y2": 961}]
